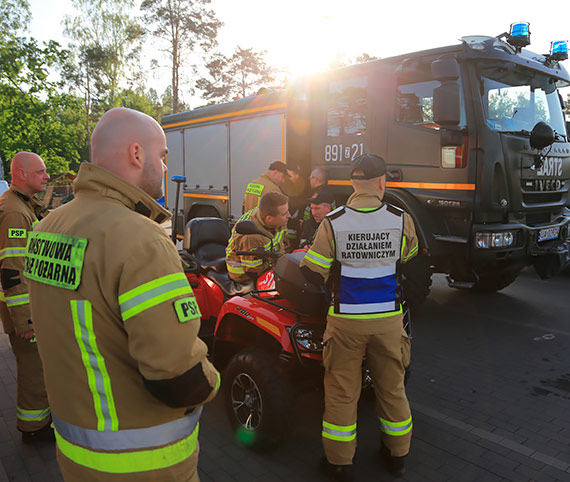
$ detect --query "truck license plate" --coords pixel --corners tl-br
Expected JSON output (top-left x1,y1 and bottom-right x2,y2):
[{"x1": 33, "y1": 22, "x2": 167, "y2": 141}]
[{"x1": 538, "y1": 226, "x2": 560, "y2": 242}]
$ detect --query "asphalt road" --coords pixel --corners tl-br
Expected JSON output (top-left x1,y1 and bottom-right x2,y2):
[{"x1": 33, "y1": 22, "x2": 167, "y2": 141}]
[
  {"x1": 1, "y1": 268, "x2": 569, "y2": 481},
  {"x1": 197, "y1": 267, "x2": 570, "y2": 482}
]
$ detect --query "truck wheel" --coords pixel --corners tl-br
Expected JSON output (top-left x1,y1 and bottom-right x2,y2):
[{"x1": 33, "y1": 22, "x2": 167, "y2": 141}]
[
  {"x1": 401, "y1": 256, "x2": 433, "y2": 308},
  {"x1": 224, "y1": 348, "x2": 292, "y2": 449},
  {"x1": 472, "y1": 271, "x2": 518, "y2": 292}
]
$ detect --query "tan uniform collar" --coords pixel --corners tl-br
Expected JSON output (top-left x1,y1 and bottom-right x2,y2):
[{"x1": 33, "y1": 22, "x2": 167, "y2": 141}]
[
  {"x1": 260, "y1": 173, "x2": 279, "y2": 188},
  {"x1": 10, "y1": 185, "x2": 46, "y2": 211},
  {"x1": 346, "y1": 189, "x2": 384, "y2": 209},
  {"x1": 74, "y1": 162, "x2": 171, "y2": 224},
  {"x1": 251, "y1": 208, "x2": 279, "y2": 235}
]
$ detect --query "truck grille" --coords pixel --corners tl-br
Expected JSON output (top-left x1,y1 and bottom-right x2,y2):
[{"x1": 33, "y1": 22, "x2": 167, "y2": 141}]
[{"x1": 520, "y1": 179, "x2": 565, "y2": 205}]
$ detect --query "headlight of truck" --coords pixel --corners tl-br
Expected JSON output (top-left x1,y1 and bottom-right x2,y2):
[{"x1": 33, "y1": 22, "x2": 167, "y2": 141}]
[
  {"x1": 475, "y1": 231, "x2": 515, "y2": 248},
  {"x1": 294, "y1": 327, "x2": 324, "y2": 352}
]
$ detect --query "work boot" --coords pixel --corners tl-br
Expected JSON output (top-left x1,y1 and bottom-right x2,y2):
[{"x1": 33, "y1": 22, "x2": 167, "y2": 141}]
[
  {"x1": 319, "y1": 456, "x2": 354, "y2": 482},
  {"x1": 21, "y1": 422, "x2": 55, "y2": 444},
  {"x1": 380, "y1": 444, "x2": 406, "y2": 477}
]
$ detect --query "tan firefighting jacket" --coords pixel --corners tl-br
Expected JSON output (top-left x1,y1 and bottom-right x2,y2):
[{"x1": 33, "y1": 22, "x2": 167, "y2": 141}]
[
  {"x1": 226, "y1": 207, "x2": 287, "y2": 283},
  {"x1": 25, "y1": 162, "x2": 219, "y2": 478},
  {"x1": 300, "y1": 188, "x2": 418, "y2": 334},
  {"x1": 0, "y1": 186, "x2": 48, "y2": 335},
  {"x1": 242, "y1": 172, "x2": 282, "y2": 213}
]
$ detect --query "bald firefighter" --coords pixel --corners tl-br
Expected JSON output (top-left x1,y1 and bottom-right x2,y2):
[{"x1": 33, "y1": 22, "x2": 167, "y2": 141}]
[
  {"x1": 0, "y1": 152, "x2": 51, "y2": 442},
  {"x1": 300, "y1": 154, "x2": 418, "y2": 481},
  {"x1": 25, "y1": 108, "x2": 220, "y2": 481},
  {"x1": 227, "y1": 191, "x2": 290, "y2": 283},
  {"x1": 242, "y1": 161, "x2": 288, "y2": 213}
]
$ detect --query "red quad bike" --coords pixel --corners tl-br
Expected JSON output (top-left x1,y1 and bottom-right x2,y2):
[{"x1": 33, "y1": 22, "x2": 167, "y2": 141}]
[{"x1": 179, "y1": 216, "x2": 411, "y2": 449}]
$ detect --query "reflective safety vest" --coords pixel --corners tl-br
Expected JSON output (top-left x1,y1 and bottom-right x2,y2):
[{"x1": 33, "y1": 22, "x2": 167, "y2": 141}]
[
  {"x1": 52, "y1": 408, "x2": 202, "y2": 474},
  {"x1": 328, "y1": 204, "x2": 403, "y2": 317}
]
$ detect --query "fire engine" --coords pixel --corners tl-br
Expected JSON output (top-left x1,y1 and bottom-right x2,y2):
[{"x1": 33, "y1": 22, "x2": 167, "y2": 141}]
[{"x1": 162, "y1": 23, "x2": 570, "y2": 297}]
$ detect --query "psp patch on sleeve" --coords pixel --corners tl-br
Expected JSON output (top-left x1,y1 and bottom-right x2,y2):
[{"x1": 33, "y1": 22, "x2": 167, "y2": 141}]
[
  {"x1": 8, "y1": 228, "x2": 26, "y2": 239},
  {"x1": 174, "y1": 296, "x2": 202, "y2": 323}
]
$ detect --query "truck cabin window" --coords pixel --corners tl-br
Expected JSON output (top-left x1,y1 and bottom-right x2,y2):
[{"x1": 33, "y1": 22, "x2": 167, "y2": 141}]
[
  {"x1": 327, "y1": 76, "x2": 367, "y2": 137},
  {"x1": 481, "y1": 65, "x2": 567, "y2": 139},
  {"x1": 396, "y1": 80, "x2": 441, "y2": 129}
]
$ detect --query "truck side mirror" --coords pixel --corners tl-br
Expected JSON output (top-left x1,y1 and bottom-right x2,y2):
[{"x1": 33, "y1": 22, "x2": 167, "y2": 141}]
[{"x1": 432, "y1": 58, "x2": 461, "y2": 127}]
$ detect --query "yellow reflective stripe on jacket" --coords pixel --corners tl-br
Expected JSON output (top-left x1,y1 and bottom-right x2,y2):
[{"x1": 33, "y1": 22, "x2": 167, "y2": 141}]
[
  {"x1": 17, "y1": 406, "x2": 51, "y2": 422},
  {"x1": 0, "y1": 247, "x2": 26, "y2": 260},
  {"x1": 5, "y1": 293, "x2": 29, "y2": 307},
  {"x1": 379, "y1": 415, "x2": 413, "y2": 436},
  {"x1": 118, "y1": 273, "x2": 192, "y2": 321},
  {"x1": 226, "y1": 261, "x2": 245, "y2": 274},
  {"x1": 322, "y1": 420, "x2": 357, "y2": 442},
  {"x1": 241, "y1": 258, "x2": 263, "y2": 268},
  {"x1": 402, "y1": 244, "x2": 418, "y2": 262},
  {"x1": 262, "y1": 229, "x2": 285, "y2": 249},
  {"x1": 71, "y1": 300, "x2": 119, "y2": 431},
  {"x1": 305, "y1": 249, "x2": 333, "y2": 269},
  {"x1": 328, "y1": 304, "x2": 403, "y2": 319},
  {"x1": 54, "y1": 422, "x2": 199, "y2": 474}
]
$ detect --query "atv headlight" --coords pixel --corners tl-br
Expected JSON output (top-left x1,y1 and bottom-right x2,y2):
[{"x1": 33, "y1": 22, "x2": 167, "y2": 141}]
[{"x1": 294, "y1": 327, "x2": 324, "y2": 352}]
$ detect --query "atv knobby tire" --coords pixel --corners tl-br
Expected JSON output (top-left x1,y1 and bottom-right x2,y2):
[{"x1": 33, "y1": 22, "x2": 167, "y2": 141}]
[{"x1": 223, "y1": 348, "x2": 292, "y2": 450}]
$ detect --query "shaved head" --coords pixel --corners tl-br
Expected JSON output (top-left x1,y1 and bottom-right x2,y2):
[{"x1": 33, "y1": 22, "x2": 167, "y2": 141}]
[
  {"x1": 91, "y1": 107, "x2": 168, "y2": 198},
  {"x1": 10, "y1": 152, "x2": 49, "y2": 196}
]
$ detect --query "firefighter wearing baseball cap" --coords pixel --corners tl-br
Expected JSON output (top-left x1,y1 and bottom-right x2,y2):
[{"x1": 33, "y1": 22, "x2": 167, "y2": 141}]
[
  {"x1": 299, "y1": 190, "x2": 335, "y2": 249},
  {"x1": 25, "y1": 107, "x2": 220, "y2": 481},
  {"x1": 242, "y1": 161, "x2": 288, "y2": 213},
  {"x1": 227, "y1": 191, "x2": 289, "y2": 283},
  {"x1": 300, "y1": 154, "x2": 418, "y2": 480},
  {"x1": 0, "y1": 152, "x2": 52, "y2": 442}
]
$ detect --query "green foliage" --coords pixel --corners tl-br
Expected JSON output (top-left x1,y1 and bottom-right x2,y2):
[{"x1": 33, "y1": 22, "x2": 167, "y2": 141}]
[
  {"x1": 141, "y1": 0, "x2": 222, "y2": 113},
  {"x1": 0, "y1": 0, "x2": 30, "y2": 33},
  {"x1": 197, "y1": 47, "x2": 275, "y2": 103},
  {"x1": 0, "y1": 25, "x2": 87, "y2": 177},
  {"x1": 63, "y1": 0, "x2": 145, "y2": 105}
]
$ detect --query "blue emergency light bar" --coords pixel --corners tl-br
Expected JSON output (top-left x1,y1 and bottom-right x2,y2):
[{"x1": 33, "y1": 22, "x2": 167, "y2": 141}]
[
  {"x1": 171, "y1": 175, "x2": 187, "y2": 182},
  {"x1": 508, "y1": 22, "x2": 530, "y2": 48},
  {"x1": 550, "y1": 40, "x2": 568, "y2": 61}
]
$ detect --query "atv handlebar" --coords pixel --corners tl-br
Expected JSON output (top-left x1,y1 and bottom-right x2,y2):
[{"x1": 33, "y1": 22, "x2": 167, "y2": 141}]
[{"x1": 236, "y1": 249, "x2": 280, "y2": 259}]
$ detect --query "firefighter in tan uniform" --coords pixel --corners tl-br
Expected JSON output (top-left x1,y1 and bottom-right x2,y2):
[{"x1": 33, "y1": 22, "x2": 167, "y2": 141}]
[
  {"x1": 242, "y1": 161, "x2": 288, "y2": 213},
  {"x1": 227, "y1": 192, "x2": 290, "y2": 283},
  {"x1": 0, "y1": 152, "x2": 52, "y2": 442},
  {"x1": 301, "y1": 154, "x2": 418, "y2": 481},
  {"x1": 25, "y1": 108, "x2": 220, "y2": 482}
]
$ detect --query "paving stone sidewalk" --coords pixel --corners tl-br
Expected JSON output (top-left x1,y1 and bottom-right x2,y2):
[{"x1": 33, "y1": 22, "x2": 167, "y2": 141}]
[{"x1": 1, "y1": 271, "x2": 569, "y2": 481}]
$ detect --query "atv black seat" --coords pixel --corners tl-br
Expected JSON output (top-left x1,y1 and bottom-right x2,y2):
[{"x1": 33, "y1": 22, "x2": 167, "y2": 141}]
[
  {"x1": 206, "y1": 271, "x2": 255, "y2": 297},
  {"x1": 185, "y1": 217, "x2": 231, "y2": 273}
]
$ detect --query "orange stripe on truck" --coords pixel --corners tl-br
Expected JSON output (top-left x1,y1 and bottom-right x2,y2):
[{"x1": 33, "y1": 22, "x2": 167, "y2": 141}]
[
  {"x1": 328, "y1": 180, "x2": 476, "y2": 190},
  {"x1": 162, "y1": 104, "x2": 288, "y2": 129},
  {"x1": 184, "y1": 193, "x2": 229, "y2": 200}
]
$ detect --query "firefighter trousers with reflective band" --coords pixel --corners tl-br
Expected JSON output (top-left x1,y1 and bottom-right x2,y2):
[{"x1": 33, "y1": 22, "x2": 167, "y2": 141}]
[
  {"x1": 8, "y1": 333, "x2": 50, "y2": 432},
  {"x1": 54, "y1": 409, "x2": 203, "y2": 482},
  {"x1": 321, "y1": 319, "x2": 412, "y2": 465},
  {"x1": 56, "y1": 444, "x2": 200, "y2": 482}
]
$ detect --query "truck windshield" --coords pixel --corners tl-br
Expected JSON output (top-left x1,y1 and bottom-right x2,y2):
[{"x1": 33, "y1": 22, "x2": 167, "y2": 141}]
[{"x1": 480, "y1": 65, "x2": 567, "y2": 140}]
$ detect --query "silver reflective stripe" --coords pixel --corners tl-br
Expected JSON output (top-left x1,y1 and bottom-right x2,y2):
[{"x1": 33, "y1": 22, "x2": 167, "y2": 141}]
[
  {"x1": 341, "y1": 265, "x2": 396, "y2": 279},
  {"x1": 72, "y1": 300, "x2": 117, "y2": 431},
  {"x1": 339, "y1": 301, "x2": 396, "y2": 313},
  {"x1": 119, "y1": 277, "x2": 189, "y2": 317},
  {"x1": 322, "y1": 426, "x2": 357, "y2": 438},
  {"x1": 52, "y1": 407, "x2": 203, "y2": 451}
]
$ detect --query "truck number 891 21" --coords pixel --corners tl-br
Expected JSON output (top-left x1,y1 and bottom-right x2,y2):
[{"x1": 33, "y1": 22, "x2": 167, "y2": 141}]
[{"x1": 324, "y1": 143, "x2": 364, "y2": 162}]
